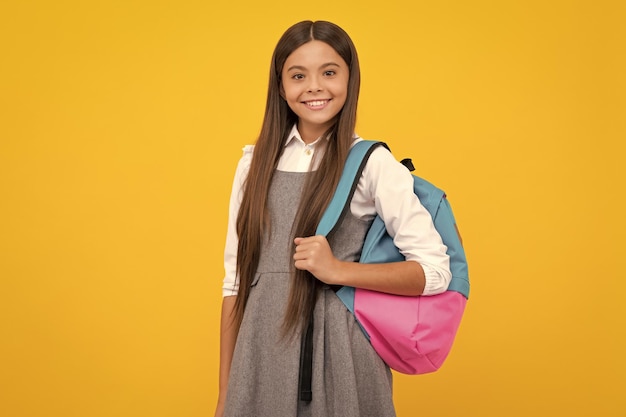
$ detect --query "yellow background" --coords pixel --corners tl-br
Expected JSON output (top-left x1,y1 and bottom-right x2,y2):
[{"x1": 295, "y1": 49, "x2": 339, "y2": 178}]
[{"x1": 1, "y1": 0, "x2": 624, "y2": 416}]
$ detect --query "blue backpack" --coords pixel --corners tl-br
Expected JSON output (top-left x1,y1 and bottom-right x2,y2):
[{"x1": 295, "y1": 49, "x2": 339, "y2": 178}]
[{"x1": 317, "y1": 140, "x2": 470, "y2": 374}]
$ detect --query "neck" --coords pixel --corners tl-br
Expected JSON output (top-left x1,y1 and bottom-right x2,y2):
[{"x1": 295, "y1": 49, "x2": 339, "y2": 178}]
[{"x1": 298, "y1": 122, "x2": 331, "y2": 145}]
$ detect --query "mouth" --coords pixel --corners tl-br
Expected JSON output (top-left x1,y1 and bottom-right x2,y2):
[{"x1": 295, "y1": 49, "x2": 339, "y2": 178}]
[{"x1": 302, "y1": 99, "x2": 331, "y2": 109}]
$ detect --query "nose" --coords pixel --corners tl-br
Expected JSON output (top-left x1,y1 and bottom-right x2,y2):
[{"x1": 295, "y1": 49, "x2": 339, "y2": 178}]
[{"x1": 307, "y1": 76, "x2": 322, "y2": 93}]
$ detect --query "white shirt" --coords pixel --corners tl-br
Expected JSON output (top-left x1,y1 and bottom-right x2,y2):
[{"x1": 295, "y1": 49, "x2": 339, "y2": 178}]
[{"x1": 222, "y1": 125, "x2": 452, "y2": 297}]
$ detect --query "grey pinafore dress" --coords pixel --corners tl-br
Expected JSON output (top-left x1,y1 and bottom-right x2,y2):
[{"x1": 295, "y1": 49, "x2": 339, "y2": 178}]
[{"x1": 224, "y1": 171, "x2": 396, "y2": 417}]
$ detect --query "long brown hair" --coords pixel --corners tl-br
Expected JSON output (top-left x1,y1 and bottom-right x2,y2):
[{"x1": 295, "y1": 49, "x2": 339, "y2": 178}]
[{"x1": 233, "y1": 20, "x2": 361, "y2": 335}]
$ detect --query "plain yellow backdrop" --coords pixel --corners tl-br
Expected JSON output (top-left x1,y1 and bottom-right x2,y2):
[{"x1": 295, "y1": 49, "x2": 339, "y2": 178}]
[{"x1": 1, "y1": 0, "x2": 624, "y2": 416}]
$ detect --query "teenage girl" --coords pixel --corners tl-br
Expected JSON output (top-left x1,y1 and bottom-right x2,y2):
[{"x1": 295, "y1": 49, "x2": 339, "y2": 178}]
[{"x1": 216, "y1": 20, "x2": 451, "y2": 417}]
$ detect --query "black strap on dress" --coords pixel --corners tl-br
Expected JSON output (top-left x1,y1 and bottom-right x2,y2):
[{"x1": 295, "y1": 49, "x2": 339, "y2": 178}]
[{"x1": 298, "y1": 315, "x2": 314, "y2": 402}]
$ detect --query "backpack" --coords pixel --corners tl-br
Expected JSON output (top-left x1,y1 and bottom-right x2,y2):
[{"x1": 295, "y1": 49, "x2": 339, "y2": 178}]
[{"x1": 316, "y1": 140, "x2": 470, "y2": 374}]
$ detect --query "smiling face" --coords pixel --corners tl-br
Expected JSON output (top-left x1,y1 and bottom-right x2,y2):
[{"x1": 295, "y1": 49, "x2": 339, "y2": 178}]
[{"x1": 281, "y1": 40, "x2": 349, "y2": 144}]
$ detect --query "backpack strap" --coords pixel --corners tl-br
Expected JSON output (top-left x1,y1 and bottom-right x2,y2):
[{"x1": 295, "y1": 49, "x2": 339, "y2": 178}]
[
  {"x1": 301, "y1": 141, "x2": 384, "y2": 402},
  {"x1": 316, "y1": 140, "x2": 387, "y2": 236}
]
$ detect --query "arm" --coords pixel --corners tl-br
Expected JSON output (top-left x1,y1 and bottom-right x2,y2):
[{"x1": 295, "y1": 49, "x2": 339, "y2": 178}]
[
  {"x1": 216, "y1": 147, "x2": 253, "y2": 416},
  {"x1": 215, "y1": 296, "x2": 237, "y2": 417},
  {"x1": 294, "y1": 236, "x2": 425, "y2": 295},
  {"x1": 293, "y1": 143, "x2": 451, "y2": 295},
  {"x1": 358, "y1": 144, "x2": 451, "y2": 294},
  {"x1": 222, "y1": 146, "x2": 254, "y2": 297}
]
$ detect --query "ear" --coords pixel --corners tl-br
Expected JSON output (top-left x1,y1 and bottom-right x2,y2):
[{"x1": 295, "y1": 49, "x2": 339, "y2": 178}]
[{"x1": 279, "y1": 83, "x2": 286, "y2": 100}]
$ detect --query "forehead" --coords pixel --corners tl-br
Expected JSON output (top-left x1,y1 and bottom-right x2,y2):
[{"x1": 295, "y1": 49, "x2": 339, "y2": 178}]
[{"x1": 283, "y1": 40, "x2": 347, "y2": 70}]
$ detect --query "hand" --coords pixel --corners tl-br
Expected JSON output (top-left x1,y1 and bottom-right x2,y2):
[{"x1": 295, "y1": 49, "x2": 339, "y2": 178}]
[
  {"x1": 214, "y1": 398, "x2": 225, "y2": 417},
  {"x1": 293, "y1": 235, "x2": 342, "y2": 285}
]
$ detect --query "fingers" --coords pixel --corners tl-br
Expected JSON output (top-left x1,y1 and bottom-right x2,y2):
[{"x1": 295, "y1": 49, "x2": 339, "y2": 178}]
[
  {"x1": 293, "y1": 236, "x2": 324, "y2": 254},
  {"x1": 294, "y1": 235, "x2": 324, "y2": 246},
  {"x1": 293, "y1": 235, "x2": 328, "y2": 270},
  {"x1": 292, "y1": 235, "x2": 339, "y2": 284}
]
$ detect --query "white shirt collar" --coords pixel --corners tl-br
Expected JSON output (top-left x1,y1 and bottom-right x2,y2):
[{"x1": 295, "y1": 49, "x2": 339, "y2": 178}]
[{"x1": 284, "y1": 124, "x2": 328, "y2": 148}]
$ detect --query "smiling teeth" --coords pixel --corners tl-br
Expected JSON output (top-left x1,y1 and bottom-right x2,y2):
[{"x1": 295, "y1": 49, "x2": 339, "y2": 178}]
[{"x1": 306, "y1": 100, "x2": 328, "y2": 106}]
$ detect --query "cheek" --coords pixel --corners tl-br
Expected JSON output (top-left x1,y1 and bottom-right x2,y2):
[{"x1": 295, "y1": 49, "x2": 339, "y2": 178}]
[
  {"x1": 334, "y1": 78, "x2": 349, "y2": 98},
  {"x1": 335, "y1": 82, "x2": 349, "y2": 103},
  {"x1": 283, "y1": 90, "x2": 302, "y2": 112},
  {"x1": 282, "y1": 85, "x2": 300, "y2": 103}
]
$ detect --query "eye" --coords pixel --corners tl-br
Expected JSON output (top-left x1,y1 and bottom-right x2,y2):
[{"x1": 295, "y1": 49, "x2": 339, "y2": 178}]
[
  {"x1": 323, "y1": 70, "x2": 336, "y2": 76},
  {"x1": 291, "y1": 73, "x2": 304, "y2": 80}
]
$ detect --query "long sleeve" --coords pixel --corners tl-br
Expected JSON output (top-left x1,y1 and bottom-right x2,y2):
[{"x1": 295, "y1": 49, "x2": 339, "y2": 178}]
[
  {"x1": 349, "y1": 144, "x2": 452, "y2": 295},
  {"x1": 222, "y1": 146, "x2": 254, "y2": 297},
  {"x1": 222, "y1": 133, "x2": 452, "y2": 296}
]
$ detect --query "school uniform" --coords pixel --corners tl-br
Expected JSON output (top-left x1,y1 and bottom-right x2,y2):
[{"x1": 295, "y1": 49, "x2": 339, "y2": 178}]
[{"x1": 222, "y1": 126, "x2": 451, "y2": 416}]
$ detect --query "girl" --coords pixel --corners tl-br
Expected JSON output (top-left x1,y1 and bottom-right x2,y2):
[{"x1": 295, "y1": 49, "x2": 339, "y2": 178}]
[{"x1": 216, "y1": 21, "x2": 451, "y2": 417}]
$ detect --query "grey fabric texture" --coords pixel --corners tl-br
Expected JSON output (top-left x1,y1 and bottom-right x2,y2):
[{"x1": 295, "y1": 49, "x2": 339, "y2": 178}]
[{"x1": 224, "y1": 170, "x2": 396, "y2": 417}]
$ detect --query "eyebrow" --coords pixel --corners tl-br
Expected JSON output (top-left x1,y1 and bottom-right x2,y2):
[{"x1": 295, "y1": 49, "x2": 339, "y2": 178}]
[{"x1": 286, "y1": 62, "x2": 341, "y2": 72}]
